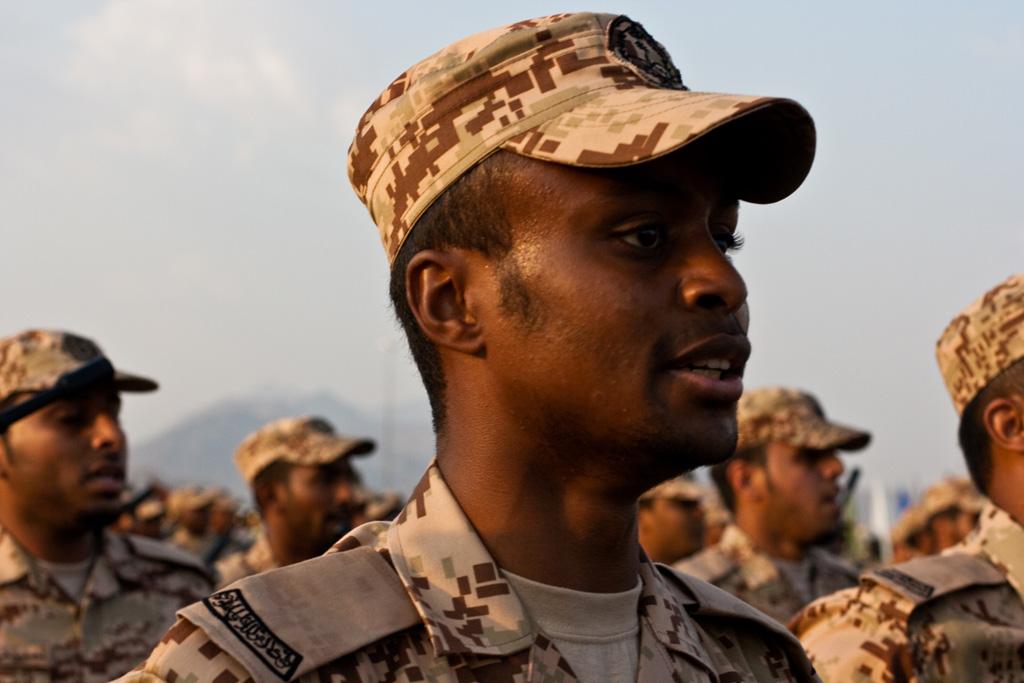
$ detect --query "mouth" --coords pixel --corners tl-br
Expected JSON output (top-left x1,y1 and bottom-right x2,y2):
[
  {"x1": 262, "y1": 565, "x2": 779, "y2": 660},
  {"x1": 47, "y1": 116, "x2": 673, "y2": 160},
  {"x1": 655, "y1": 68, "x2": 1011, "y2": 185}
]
[
  {"x1": 83, "y1": 465, "x2": 126, "y2": 495},
  {"x1": 665, "y1": 334, "x2": 750, "y2": 401}
]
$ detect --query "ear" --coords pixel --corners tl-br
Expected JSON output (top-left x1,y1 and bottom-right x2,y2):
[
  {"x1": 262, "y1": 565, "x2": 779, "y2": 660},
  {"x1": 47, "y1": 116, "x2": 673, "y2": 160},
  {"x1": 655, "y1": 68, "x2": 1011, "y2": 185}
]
[
  {"x1": 254, "y1": 480, "x2": 281, "y2": 513},
  {"x1": 405, "y1": 249, "x2": 485, "y2": 356},
  {"x1": 726, "y1": 458, "x2": 764, "y2": 503},
  {"x1": 983, "y1": 395, "x2": 1024, "y2": 452}
]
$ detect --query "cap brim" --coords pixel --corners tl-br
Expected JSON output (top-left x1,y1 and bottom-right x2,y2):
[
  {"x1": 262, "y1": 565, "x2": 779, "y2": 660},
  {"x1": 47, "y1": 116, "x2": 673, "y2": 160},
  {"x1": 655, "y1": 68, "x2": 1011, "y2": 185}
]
[
  {"x1": 113, "y1": 370, "x2": 159, "y2": 393},
  {"x1": 788, "y1": 418, "x2": 871, "y2": 452},
  {"x1": 502, "y1": 87, "x2": 815, "y2": 204}
]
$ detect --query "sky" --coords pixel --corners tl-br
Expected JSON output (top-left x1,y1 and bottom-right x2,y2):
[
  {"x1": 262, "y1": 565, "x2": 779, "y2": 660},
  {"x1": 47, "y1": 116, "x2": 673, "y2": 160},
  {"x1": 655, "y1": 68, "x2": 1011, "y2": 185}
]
[{"x1": 1, "y1": 1, "x2": 1022, "y2": 495}]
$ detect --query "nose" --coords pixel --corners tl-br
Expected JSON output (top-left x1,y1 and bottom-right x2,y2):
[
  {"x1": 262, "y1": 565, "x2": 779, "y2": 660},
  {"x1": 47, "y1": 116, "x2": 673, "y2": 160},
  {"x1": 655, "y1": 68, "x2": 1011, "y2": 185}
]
[
  {"x1": 679, "y1": 246, "x2": 747, "y2": 316},
  {"x1": 820, "y1": 452, "x2": 844, "y2": 481},
  {"x1": 91, "y1": 411, "x2": 126, "y2": 456}
]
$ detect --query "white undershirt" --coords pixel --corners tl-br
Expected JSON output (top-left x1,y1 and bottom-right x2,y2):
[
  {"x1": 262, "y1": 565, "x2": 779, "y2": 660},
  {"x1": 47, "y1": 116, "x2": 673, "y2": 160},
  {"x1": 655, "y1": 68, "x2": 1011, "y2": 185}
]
[
  {"x1": 502, "y1": 570, "x2": 641, "y2": 683},
  {"x1": 37, "y1": 555, "x2": 94, "y2": 602}
]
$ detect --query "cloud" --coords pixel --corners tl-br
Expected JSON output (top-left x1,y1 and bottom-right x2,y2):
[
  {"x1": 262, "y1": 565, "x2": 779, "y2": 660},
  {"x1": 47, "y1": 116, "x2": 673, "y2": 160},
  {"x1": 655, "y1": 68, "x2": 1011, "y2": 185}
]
[{"x1": 64, "y1": 0, "x2": 311, "y2": 158}]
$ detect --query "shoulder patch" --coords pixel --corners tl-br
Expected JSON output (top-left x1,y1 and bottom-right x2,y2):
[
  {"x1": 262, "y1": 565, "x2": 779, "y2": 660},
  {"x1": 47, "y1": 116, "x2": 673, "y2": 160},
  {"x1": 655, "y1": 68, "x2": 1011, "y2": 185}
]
[
  {"x1": 179, "y1": 545, "x2": 420, "y2": 681},
  {"x1": 657, "y1": 564, "x2": 817, "y2": 681},
  {"x1": 124, "y1": 533, "x2": 210, "y2": 575},
  {"x1": 674, "y1": 546, "x2": 736, "y2": 584},
  {"x1": 204, "y1": 589, "x2": 301, "y2": 680},
  {"x1": 865, "y1": 551, "x2": 1006, "y2": 606}
]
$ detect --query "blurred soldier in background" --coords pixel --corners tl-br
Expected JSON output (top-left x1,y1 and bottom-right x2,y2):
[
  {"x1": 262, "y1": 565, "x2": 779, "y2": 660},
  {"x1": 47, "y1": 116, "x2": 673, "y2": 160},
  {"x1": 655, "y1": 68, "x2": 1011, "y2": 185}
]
[
  {"x1": 918, "y1": 476, "x2": 986, "y2": 553},
  {"x1": 795, "y1": 273, "x2": 1024, "y2": 682},
  {"x1": 680, "y1": 387, "x2": 869, "y2": 623},
  {"x1": 131, "y1": 498, "x2": 167, "y2": 540},
  {"x1": 638, "y1": 477, "x2": 705, "y2": 565},
  {"x1": 166, "y1": 486, "x2": 215, "y2": 558},
  {"x1": 0, "y1": 330, "x2": 211, "y2": 681},
  {"x1": 202, "y1": 489, "x2": 248, "y2": 565},
  {"x1": 215, "y1": 416, "x2": 373, "y2": 586},
  {"x1": 701, "y1": 489, "x2": 732, "y2": 547},
  {"x1": 125, "y1": 12, "x2": 821, "y2": 682},
  {"x1": 890, "y1": 501, "x2": 929, "y2": 562}
]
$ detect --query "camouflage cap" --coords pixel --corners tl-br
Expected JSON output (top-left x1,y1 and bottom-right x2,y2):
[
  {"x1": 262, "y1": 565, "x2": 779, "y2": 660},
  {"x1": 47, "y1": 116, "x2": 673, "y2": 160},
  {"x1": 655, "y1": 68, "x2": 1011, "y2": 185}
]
[
  {"x1": 0, "y1": 329, "x2": 157, "y2": 404},
  {"x1": 890, "y1": 504, "x2": 927, "y2": 546},
  {"x1": 639, "y1": 476, "x2": 704, "y2": 504},
  {"x1": 135, "y1": 498, "x2": 166, "y2": 522},
  {"x1": 921, "y1": 477, "x2": 987, "y2": 519},
  {"x1": 234, "y1": 416, "x2": 375, "y2": 486},
  {"x1": 736, "y1": 387, "x2": 871, "y2": 452},
  {"x1": 168, "y1": 486, "x2": 218, "y2": 515},
  {"x1": 348, "y1": 12, "x2": 816, "y2": 263},
  {"x1": 935, "y1": 273, "x2": 1024, "y2": 415}
]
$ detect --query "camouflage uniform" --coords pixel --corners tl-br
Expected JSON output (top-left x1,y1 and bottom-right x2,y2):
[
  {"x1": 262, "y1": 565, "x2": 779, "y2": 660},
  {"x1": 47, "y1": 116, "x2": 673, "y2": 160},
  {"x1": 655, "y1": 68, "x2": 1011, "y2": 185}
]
[
  {"x1": 123, "y1": 11, "x2": 821, "y2": 681},
  {"x1": 677, "y1": 524, "x2": 858, "y2": 625},
  {"x1": 120, "y1": 463, "x2": 817, "y2": 682},
  {"x1": 793, "y1": 274, "x2": 1024, "y2": 682},
  {"x1": 794, "y1": 502, "x2": 1024, "y2": 682},
  {"x1": 166, "y1": 488, "x2": 217, "y2": 559},
  {"x1": 214, "y1": 533, "x2": 277, "y2": 588},
  {"x1": 0, "y1": 526, "x2": 211, "y2": 682}
]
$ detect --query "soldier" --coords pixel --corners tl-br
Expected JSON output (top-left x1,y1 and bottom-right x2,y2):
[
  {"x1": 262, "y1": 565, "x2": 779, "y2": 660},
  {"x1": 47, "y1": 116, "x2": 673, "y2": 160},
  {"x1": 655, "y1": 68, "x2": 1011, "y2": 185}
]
[
  {"x1": 166, "y1": 486, "x2": 216, "y2": 558},
  {"x1": 0, "y1": 330, "x2": 212, "y2": 681},
  {"x1": 702, "y1": 489, "x2": 732, "y2": 547},
  {"x1": 889, "y1": 503, "x2": 929, "y2": 562},
  {"x1": 917, "y1": 476, "x2": 986, "y2": 553},
  {"x1": 679, "y1": 387, "x2": 869, "y2": 623},
  {"x1": 123, "y1": 12, "x2": 820, "y2": 682},
  {"x1": 638, "y1": 477, "x2": 706, "y2": 565},
  {"x1": 131, "y1": 499, "x2": 167, "y2": 540},
  {"x1": 793, "y1": 273, "x2": 1024, "y2": 682},
  {"x1": 215, "y1": 416, "x2": 374, "y2": 586}
]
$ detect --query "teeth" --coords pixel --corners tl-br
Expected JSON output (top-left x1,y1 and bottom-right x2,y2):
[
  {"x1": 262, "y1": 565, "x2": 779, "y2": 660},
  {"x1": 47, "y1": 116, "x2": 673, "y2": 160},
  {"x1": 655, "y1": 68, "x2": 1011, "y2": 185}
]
[
  {"x1": 690, "y1": 368, "x2": 723, "y2": 379},
  {"x1": 691, "y1": 359, "x2": 731, "y2": 371}
]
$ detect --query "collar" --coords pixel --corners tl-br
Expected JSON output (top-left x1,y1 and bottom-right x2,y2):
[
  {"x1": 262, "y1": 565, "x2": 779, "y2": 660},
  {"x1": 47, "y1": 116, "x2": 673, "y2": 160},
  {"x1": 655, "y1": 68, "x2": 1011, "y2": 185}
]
[
  {"x1": 718, "y1": 524, "x2": 781, "y2": 590},
  {"x1": 976, "y1": 501, "x2": 1024, "y2": 604},
  {"x1": 0, "y1": 525, "x2": 128, "y2": 602},
  {"x1": 385, "y1": 462, "x2": 713, "y2": 667}
]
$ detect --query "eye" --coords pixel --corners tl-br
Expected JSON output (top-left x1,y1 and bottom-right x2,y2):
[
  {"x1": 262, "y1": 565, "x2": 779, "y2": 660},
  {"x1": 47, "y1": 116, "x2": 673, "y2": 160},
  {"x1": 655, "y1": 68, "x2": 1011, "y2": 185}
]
[
  {"x1": 713, "y1": 230, "x2": 745, "y2": 254},
  {"x1": 620, "y1": 225, "x2": 666, "y2": 250}
]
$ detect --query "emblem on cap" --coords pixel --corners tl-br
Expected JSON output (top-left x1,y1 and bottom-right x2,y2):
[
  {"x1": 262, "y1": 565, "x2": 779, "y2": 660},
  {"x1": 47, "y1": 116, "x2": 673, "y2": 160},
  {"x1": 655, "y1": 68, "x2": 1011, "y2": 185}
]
[{"x1": 606, "y1": 16, "x2": 686, "y2": 91}]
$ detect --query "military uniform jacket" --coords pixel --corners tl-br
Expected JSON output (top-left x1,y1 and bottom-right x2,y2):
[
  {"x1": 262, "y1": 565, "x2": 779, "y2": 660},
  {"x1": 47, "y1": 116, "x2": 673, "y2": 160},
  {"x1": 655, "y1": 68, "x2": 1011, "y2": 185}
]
[
  {"x1": 121, "y1": 463, "x2": 820, "y2": 682},
  {"x1": 0, "y1": 525, "x2": 212, "y2": 682},
  {"x1": 676, "y1": 525, "x2": 858, "y2": 625},
  {"x1": 793, "y1": 502, "x2": 1024, "y2": 682},
  {"x1": 215, "y1": 533, "x2": 278, "y2": 588}
]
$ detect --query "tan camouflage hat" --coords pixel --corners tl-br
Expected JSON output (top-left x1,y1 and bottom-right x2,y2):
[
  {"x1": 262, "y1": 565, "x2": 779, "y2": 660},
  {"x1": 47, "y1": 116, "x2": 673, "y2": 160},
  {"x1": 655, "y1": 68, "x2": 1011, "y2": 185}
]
[
  {"x1": 234, "y1": 416, "x2": 375, "y2": 486},
  {"x1": 936, "y1": 274, "x2": 1024, "y2": 415},
  {"x1": 348, "y1": 12, "x2": 816, "y2": 263},
  {"x1": 135, "y1": 498, "x2": 166, "y2": 522},
  {"x1": 921, "y1": 477, "x2": 987, "y2": 519},
  {"x1": 639, "y1": 476, "x2": 704, "y2": 504},
  {"x1": 890, "y1": 504, "x2": 927, "y2": 546},
  {"x1": 167, "y1": 486, "x2": 217, "y2": 515},
  {"x1": 0, "y1": 329, "x2": 157, "y2": 404},
  {"x1": 736, "y1": 387, "x2": 871, "y2": 452}
]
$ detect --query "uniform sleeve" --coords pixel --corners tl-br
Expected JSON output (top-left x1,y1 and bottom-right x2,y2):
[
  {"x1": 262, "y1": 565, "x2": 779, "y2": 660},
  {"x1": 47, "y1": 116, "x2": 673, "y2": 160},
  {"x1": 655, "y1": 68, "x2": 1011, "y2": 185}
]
[
  {"x1": 790, "y1": 585, "x2": 915, "y2": 683},
  {"x1": 114, "y1": 617, "x2": 253, "y2": 682}
]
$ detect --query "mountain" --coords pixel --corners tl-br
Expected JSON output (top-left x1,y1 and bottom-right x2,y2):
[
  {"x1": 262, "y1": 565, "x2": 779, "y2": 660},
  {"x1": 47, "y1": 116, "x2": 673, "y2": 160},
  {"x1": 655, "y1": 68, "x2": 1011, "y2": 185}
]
[{"x1": 129, "y1": 390, "x2": 434, "y2": 498}]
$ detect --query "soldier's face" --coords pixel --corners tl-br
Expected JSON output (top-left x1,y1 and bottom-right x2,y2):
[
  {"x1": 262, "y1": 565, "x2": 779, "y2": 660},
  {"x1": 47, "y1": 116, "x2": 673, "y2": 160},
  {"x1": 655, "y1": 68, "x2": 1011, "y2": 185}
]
[
  {"x1": 760, "y1": 441, "x2": 845, "y2": 543},
  {"x1": 470, "y1": 146, "x2": 749, "y2": 478},
  {"x1": 0, "y1": 383, "x2": 127, "y2": 531},
  {"x1": 276, "y1": 460, "x2": 359, "y2": 556},
  {"x1": 638, "y1": 497, "x2": 705, "y2": 564}
]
